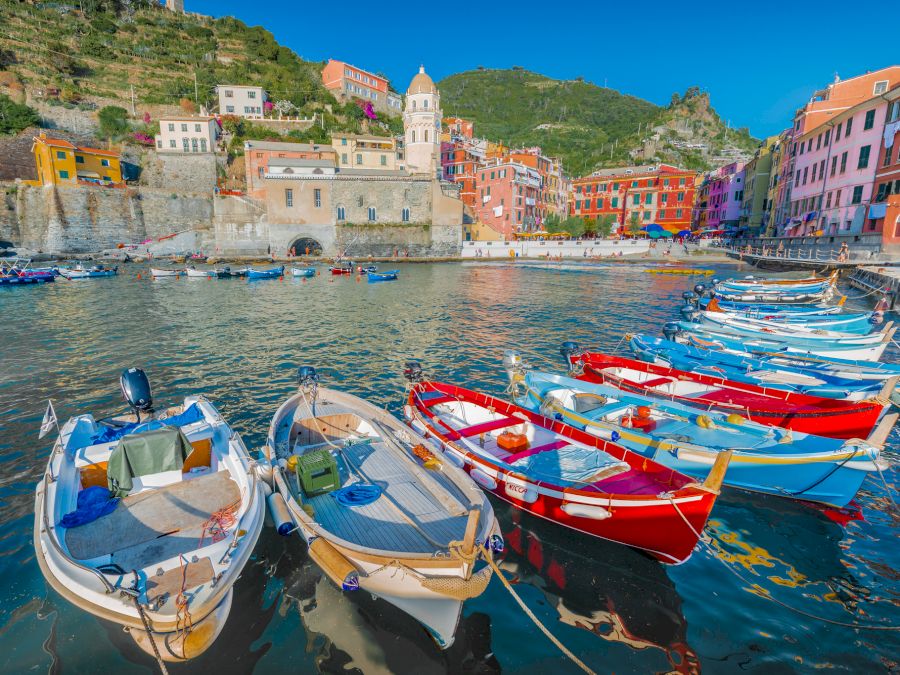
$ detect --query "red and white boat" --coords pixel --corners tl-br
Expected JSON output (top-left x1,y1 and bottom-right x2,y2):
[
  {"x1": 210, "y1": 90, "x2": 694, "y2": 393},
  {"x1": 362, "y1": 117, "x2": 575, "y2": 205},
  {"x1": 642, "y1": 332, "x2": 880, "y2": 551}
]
[
  {"x1": 404, "y1": 377, "x2": 730, "y2": 565},
  {"x1": 565, "y1": 347, "x2": 887, "y2": 440}
]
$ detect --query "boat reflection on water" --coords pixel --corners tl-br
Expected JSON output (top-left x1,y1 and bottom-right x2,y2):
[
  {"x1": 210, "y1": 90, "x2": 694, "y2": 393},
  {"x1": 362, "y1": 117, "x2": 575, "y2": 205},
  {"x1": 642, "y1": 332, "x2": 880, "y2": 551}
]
[
  {"x1": 704, "y1": 491, "x2": 871, "y2": 616},
  {"x1": 272, "y1": 534, "x2": 500, "y2": 674},
  {"x1": 495, "y1": 504, "x2": 700, "y2": 674}
]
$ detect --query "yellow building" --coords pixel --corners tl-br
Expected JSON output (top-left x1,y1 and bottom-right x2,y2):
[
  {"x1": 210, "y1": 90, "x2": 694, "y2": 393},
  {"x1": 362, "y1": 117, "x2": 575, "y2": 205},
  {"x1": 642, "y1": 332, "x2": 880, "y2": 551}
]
[
  {"x1": 330, "y1": 134, "x2": 401, "y2": 172},
  {"x1": 32, "y1": 132, "x2": 123, "y2": 186}
]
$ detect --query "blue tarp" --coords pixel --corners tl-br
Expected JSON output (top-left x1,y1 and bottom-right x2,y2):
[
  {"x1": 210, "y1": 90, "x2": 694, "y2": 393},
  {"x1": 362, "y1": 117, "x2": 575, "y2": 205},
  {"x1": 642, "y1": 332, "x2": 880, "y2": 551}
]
[
  {"x1": 60, "y1": 486, "x2": 119, "y2": 528},
  {"x1": 332, "y1": 483, "x2": 383, "y2": 507},
  {"x1": 90, "y1": 403, "x2": 205, "y2": 445}
]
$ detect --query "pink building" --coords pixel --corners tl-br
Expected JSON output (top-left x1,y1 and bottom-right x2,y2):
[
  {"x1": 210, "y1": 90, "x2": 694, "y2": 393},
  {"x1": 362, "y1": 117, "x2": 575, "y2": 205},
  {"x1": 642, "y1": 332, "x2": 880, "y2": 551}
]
[
  {"x1": 786, "y1": 94, "x2": 889, "y2": 236},
  {"x1": 473, "y1": 159, "x2": 541, "y2": 239},
  {"x1": 705, "y1": 162, "x2": 745, "y2": 230}
]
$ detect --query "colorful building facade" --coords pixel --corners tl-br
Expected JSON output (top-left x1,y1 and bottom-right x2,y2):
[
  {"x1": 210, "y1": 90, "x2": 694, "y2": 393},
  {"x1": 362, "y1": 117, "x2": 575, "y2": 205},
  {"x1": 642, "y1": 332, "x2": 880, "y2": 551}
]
[
  {"x1": 571, "y1": 164, "x2": 696, "y2": 234},
  {"x1": 473, "y1": 158, "x2": 541, "y2": 238},
  {"x1": 321, "y1": 59, "x2": 402, "y2": 114},
  {"x1": 244, "y1": 140, "x2": 337, "y2": 199},
  {"x1": 31, "y1": 133, "x2": 122, "y2": 186},
  {"x1": 866, "y1": 88, "x2": 900, "y2": 244},
  {"x1": 785, "y1": 93, "x2": 891, "y2": 236}
]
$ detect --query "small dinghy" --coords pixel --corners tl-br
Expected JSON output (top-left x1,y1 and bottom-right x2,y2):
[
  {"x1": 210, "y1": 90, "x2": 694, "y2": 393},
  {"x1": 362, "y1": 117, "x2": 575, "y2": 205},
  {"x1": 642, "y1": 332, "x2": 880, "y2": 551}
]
[
  {"x1": 404, "y1": 363, "x2": 730, "y2": 564},
  {"x1": 60, "y1": 264, "x2": 118, "y2": 279},
  {"x1": 34, "y1": 369, "x2": 265, "y2": 662},
  {"x1": 265, "y1": 367, "x2": 500, "y2": 649},
  {"x1": 149, "y1": 267, "x2": 183, "y2": 278},
  {"x1": 185, "y1": 266, "x2": 215, "y2": 278},
  {"x1": 562, "y1": 343, "x2": 887, "y2": 439},
  {"x1": 367, "y1": 269, "x2": 398, "y2": 282},
  {"x1": 245, "y1": 265, "x2": 284, "y2": 280},
  {"x1": 291, "y1": 267, "x2": 316, "y2": 278},
  {"x1": 509, "y1": 361, "x2": 892, "y2": 509}
]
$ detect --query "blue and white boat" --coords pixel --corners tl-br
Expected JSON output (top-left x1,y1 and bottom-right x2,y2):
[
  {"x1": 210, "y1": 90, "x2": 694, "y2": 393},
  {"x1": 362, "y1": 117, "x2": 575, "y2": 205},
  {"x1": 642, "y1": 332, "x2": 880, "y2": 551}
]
[
  {"x1": 245, "y1": 265, "x2": 284, "y2": 280},
  {"x1": 629, "y1": 334, "x2": 899, "y2": 401},
  {"x1": 693, "y1": 309, "x2": 881, "y2": 337},
  {"x1": 291, "y1": 266, "x2": 316, "y2": 278},
  {"x1": 60, "y1": 264, "x2": 118, "y2": 279},
  {"x1": 507, "y1": 363, "x2": 892, "y2": 508},
  {"x1": 367, "y1": 269, "x2": 398, "y2": 282},
  {"x1": 693, "y1": 296, "x2": 842, "y2": 316},
  {"x1": 664, "y1": 319, "x2": 893, "y2": 361}
]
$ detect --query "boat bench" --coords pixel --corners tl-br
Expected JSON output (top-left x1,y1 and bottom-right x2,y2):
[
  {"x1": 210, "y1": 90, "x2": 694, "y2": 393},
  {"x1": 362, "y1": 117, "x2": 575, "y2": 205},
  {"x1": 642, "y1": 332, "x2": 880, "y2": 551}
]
[
  {"x1": 506, "y1": 440, "x2": 569, "y2": 464},
  {"x1": 642, "y1": 376, "x2": 675, "y2": 388},
  {"x1": 438, "y1": 415, "x2": 524, "y2": 441},
  {"x1": 417, "y1": 392, "x2": 457, "y2": 407}
]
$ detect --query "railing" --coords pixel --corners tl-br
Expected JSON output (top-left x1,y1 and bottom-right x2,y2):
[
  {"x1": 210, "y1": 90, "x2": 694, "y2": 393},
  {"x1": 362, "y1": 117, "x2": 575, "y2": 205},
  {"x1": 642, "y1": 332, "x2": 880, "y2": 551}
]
[{"x1": 729, "y1": 246, "x2": 848, "y2": 262}]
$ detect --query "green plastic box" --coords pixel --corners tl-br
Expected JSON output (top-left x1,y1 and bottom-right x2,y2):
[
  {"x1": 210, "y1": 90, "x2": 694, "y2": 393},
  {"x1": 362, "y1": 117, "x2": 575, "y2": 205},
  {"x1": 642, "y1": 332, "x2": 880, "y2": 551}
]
[{"x1": 295, "y1": 448, "x2": 340, "y2": 497}]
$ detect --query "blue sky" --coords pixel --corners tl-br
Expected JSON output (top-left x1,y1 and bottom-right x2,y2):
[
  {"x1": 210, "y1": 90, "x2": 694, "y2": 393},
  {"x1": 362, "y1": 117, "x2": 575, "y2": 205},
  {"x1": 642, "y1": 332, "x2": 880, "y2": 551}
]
[{"x1": 189, "y1": 0, "x2": 896, "y2": 139}]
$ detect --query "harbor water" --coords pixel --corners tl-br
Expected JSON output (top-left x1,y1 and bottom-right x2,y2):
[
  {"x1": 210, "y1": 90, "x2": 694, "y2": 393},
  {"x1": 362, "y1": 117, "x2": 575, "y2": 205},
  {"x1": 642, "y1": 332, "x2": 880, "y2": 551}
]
[{"x1": 1, "y1": 261, "x2": 897, "y2": 673}]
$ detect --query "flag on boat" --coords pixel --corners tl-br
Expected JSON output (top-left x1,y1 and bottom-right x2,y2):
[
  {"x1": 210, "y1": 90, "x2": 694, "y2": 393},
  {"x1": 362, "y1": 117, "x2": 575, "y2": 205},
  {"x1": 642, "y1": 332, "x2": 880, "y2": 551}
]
[{"x1": 38, "y1": 400, "x2": 57, "y2": 439}]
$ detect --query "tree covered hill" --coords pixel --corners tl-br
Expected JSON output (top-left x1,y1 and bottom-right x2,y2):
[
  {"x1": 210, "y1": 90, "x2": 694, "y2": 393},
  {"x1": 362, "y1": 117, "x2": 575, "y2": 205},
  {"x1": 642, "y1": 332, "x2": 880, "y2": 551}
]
[{"x1": 439, "y1": 68, "x2": 759, "y2": 176}]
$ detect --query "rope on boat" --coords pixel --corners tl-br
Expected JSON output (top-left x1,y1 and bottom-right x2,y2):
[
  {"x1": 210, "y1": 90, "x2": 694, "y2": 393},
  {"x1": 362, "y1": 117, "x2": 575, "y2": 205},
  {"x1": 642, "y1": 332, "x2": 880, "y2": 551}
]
[
  {"x1": 482, "y1": 550, "x2": 596, "y2": 675},
  {"x1": 129, "y1": 589, "x2": 170, "y2": 675}
]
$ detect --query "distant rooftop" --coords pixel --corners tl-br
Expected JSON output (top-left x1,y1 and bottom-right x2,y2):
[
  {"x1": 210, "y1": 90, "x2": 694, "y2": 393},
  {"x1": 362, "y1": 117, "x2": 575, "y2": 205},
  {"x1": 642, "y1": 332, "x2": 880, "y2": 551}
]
[{"x1": 244, "y1": 140, "x2": 331, "y2": 153}]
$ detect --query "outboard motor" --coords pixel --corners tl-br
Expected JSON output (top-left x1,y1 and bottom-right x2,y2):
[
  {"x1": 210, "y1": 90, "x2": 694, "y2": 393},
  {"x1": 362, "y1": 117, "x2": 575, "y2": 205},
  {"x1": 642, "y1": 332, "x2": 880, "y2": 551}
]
[
  {"x1": 870, "y1": 311, "x2": 885, "y2": 325},
  {"x1": 682, "y1": 291, "x2": 698, "y2": 306},
  {"x1": 680, "y1": 305, "x2": 700, "y2": 321},
  {"x1": 297, "y1": 366, "x2": 319, "y2": 388},
  {"x1": 120, "y1": 367, "x2": 153, "y2": 422},
  {"x1": 559, "y1": 341, "x2": 581, "y2": 367},
  {"x1": 662, "y1": 322, "x2": 681, "y2": 342},
  {"x1": 693, "y1": 283, "x2": 706, "y2": 297},
  {"x1": 403, "y1": 361, "x2": 424, "y2": 384},
  {"x1": 711, "y1": 277, "x2": 720, "y2": 286}
]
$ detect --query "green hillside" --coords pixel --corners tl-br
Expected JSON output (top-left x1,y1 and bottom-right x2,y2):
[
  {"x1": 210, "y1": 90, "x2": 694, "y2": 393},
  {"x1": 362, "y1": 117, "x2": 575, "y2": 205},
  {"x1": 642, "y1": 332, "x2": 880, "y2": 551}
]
[
  {"x1": 0, "y1": 0, "x2": 401, "y2": 143},
  {"x1": 439, "y1": 69, "x2": 759, "y2": 175}
]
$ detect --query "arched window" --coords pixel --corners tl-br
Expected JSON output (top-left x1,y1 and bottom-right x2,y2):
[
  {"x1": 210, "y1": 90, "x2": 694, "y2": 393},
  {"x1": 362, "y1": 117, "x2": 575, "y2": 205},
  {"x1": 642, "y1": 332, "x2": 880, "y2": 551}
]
[
  {"x1": 336, "y1": 206, "x2": 345, "y2": 221},
  {"x1": 424, "y1": 99, "x2": 428, "y2": 109},
  {"x1": 402, "y1": 207, "x2": 410, "y2": 222},
  {"x1": 283, "y1": 167, "x2": 294, "y2": 174},
  {"x1": 424, "y1": 130, "x2": 429, "y2": 143},
  {"x1": 412, "y1": 100, "x2": 416, "y2": 110},
  {"x1": 411, "y1": 130, "x2": 416, "y2": 143}
]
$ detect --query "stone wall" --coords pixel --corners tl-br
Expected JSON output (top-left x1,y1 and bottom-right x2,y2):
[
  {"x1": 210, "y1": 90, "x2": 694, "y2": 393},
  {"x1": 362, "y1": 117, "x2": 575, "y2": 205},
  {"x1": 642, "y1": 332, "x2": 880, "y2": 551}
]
[
  {"x1": 2, "y1": 183, "x2": 212, "y2": 253},
  {"x1": 733, "y1": 233, "x2": 889, "y2": 260},
  {"x1": 141, "y1": 151, "x2": 218, "y2": 193}
]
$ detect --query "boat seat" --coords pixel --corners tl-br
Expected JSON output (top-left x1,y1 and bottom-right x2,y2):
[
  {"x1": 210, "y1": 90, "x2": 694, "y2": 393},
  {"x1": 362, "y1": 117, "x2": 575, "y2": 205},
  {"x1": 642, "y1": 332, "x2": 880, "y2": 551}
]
[
  {"x1": 506, "y1": 440, "x2": 569, "y2": 464},
  {"x1": 65, "y1": 470, "x2": 240, "y2": 562},
  {"x1": 453, "y1": 416, "x2": 524, "y2": 439},
  {"x1": 642, "y1": 376, "x2": 675, "y2": 388},
  {"x1": 417, "y1": 393, "x2": 457, "y2": 407}
]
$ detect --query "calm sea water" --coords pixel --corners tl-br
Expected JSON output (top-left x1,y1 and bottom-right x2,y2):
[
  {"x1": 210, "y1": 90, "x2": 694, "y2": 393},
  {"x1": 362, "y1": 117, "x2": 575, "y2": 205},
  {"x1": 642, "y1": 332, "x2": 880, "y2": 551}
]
[{"x1": 1, "y1": 261, "x2": 897, "y2": 674}]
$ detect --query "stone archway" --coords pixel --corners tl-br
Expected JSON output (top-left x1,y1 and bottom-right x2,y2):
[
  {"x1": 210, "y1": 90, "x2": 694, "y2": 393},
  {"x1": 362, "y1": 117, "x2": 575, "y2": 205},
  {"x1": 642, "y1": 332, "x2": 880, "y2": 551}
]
[{"x1": 288, "y1": 237, "x2": 323, "y2": 257}]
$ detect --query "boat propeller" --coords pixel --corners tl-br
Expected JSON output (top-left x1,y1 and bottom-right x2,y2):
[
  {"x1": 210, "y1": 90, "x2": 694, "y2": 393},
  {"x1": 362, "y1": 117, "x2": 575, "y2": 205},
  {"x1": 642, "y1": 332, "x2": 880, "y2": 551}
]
[{"x1": 120, "y1": 367, "x2": 153, "y2": 422}]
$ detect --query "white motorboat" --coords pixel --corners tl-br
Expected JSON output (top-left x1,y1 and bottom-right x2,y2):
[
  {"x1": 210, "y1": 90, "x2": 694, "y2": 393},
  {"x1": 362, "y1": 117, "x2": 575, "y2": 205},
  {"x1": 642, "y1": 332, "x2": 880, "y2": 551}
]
[
  {"x1": 34, "y1": 368, "x2": 265, "y2": 662},
  {"x1": 150, "y1": 267, "x2": 183, "y2": 277},
  {"x1": 185, "y1": 266, "x2": 215, "y2": 278},
  {"x1": 264, "y1": 367, "x2": 501, "y2": 649}
]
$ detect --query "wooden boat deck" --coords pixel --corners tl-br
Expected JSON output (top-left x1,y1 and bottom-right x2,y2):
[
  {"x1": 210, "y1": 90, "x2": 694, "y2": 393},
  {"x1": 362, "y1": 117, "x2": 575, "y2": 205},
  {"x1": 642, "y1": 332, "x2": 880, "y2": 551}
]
[
  {"x1": 65, "y1": 471, "x2": 239, "y2": 564},
  {"x1": 301, "y1": 439, "x2": 471, "y2": 555}
]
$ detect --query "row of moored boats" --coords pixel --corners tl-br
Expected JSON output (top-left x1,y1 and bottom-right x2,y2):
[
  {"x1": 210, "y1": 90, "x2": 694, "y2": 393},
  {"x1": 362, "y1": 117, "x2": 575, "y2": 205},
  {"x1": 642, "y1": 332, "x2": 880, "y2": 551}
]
[{"x1": 33, "y1": 269, "x2": 897, "y2": 663}]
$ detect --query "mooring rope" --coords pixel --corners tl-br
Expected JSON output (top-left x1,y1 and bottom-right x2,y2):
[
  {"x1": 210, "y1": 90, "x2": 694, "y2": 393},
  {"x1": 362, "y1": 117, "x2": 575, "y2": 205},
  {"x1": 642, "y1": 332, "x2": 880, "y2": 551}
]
[{"x1": 482, "y1": 551, "x2": 596, "y2": 675}]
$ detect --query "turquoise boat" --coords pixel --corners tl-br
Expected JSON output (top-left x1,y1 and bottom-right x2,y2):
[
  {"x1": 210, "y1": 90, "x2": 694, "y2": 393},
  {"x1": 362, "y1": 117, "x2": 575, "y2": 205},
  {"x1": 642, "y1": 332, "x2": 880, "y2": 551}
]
[
  {"x1": 688, "y1": 308, "x2": 879, "y2": 335},
  {"x1": 629, "y1": 334, "x2": 898, "y2": 401},
  {"x1": 507, "y1": 364, "x2": 892, "y2": 508},
  {"x1": 291, "y1": 267, "x2": 316, "y2": 278},
  {"x1": 245, "y1": 265, "x2": 284, "y2": 280},
  {"x1": 367, "y1": 270, "x2": 398, "y2": 282}
]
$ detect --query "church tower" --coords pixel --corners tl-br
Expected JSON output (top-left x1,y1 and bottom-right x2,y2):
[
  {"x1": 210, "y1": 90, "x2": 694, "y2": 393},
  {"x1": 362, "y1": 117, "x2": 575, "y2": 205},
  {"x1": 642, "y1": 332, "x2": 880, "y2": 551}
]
[{"x1": 403, "y1": 66, "x2": 441, "y2": 177}]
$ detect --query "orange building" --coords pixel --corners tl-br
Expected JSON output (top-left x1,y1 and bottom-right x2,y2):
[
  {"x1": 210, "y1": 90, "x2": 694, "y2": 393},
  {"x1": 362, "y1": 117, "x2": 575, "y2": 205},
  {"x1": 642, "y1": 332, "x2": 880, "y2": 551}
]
[
  {"x1": 321, "y1": 59, "x2": 402, "y2": 114},
  {"x1": 443, "y1": 117, "x2": 474, "y2": 139},
  {"x1": 244, "y1": 140, "x2": 337, "y2": 198},
  {"x1": 570, "y1": 164, "x2": 697, "y2": 234}
]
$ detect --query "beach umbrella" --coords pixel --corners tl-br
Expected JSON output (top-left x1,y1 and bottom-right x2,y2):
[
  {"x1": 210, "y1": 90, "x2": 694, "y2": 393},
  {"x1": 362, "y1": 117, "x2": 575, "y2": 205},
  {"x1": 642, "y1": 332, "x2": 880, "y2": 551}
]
[{"x1": 676, "y1": 229, "x2": 692, "y2": 238}]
